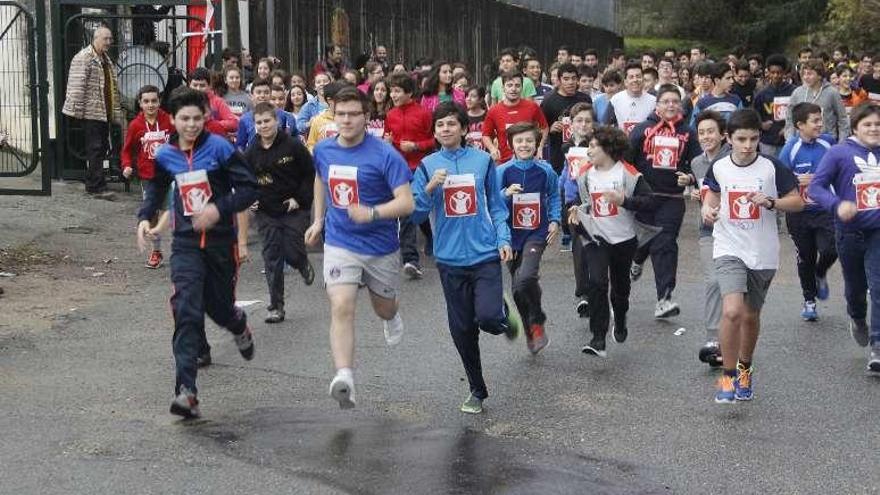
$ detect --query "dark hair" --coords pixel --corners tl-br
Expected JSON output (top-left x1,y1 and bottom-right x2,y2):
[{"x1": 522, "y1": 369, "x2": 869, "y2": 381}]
[
  {"x1": 601, "y1": 69, "x2": 623, "y2": 86},
  {"x1": 499, "y1": 47, "x2": 518, "y2": 61},
  {"x1": 747, "y1": 53, "x2": 764, "y2": 65},
  {"x1": 579, "y1": 65, "x2": 598, "y2": 78},
  {"x1": 658, "y1": 57, "x2": 675, "y2": 67},
  {"x1": 323, "y1": 80, "x2": 351, "y2": 101},
  {"x1": 270, "y1": 69, "x2": 288, "y2": 85},
  {"x1": 835, "y1": 63, "x2": 855, "y2": 77},
  {"x1": 694, "y1": 61, "x2": 714, "y2": 77},
  {"x1": 285, "y1": 84, "x2": 308, "y2": 112},
  {"x1": 569, "y1": 102, "x2": 595, "y2": 122},
  {"x1": 608, "y1": 48, "x2": 625, "y2": 61},
  {"x1": 557, "y1": 63, "x2": 579, "y2": 78},
  {"x1": 726, "y1": 108, "x2": 762, "y2": 135},
  {"x1": 137, "y1": 84, "x2": 161, "y2": 101},
  {"x1": 324, "y1": 44, "x2": 341, "y2": 57},
  {"x1": 188, "y1": 67, "x2": 211, "y2": 83},
  {"x1": 791, "y1": 102, "x2": 822, "y2": 127},
  {"x1": 505, "y1": 122, "x2": 541, "y2": 150},
  {"x1": 557, "y1": 45, "x2": 571, "y2": 54},
  {"x1": 591, "y1": 126, "x2": 629, "y2": 161},
  {"x1": 656, "y1": 83, "x2": 682, "y2": 101},
  {"x1": 270, "y1": 84, "x2": 286, "y2": 94},
  {"x1": 695, "y1": 110, "x2": 726, "y2": 134},
  {"x1": 584, "y1": 48, "x2": 598, "y2": 58},
  {"x1": 221, "y1": 47, "x2": 240, "y2": 62},
  {"x1": 642, "y1": 67, "x2": 658, "y2": 80},
  {"x1": 709, "y1": 62, "x2": 732, "y2": 81},
  {"x1": 642, "y1": 50, "x2": 657, "y2": 61},
  {"x1": 798, "y1": 46, "x2": 814, "y2": 57},
  {"x1": 465, "y1": 85, "x2": 487, "y2": 110},
  {"x1": 851, "y1": 102, "x2": 880, "y2": 131},
  {"x1": 802, "y1": 59, "x2": 826, "y2": 77},
  {"x1": 500, "y1": 70, "x2": 523, "y2": 84},
  {"x1": 333, "y1": 87, "x2": 369, "y2": 113},
  {"x1": 169, "y1": 88, "x2": 209, "y2": 116},
  {"x1": 250, "y1": 78, "x2": 271, "y2": 92},
  {"x1": 387, "y1": 72, "x2": 415, "y2": 94},
  {"x1": 367, "y1": 79, "x2": 392, "y2": 119},
  {"x1": 624, "y1": 61, "x2": 643, "y2": 76},
  {"x1": 432, "y1": 102, "x2": 469, "y2": 144},
  {"x1": 422, "y1": 60, "x2": 451, "y2": 96},
  {"x1": 734, "y1": 60, "x2": 750, "y2": 73},
  {"x1": 691, "y1": 45, "x2": 706, "y2": 56},
  {"x1": 253, "y1": 101, "x2": 276, "y2": 118},
  {"x1": 765, "y1": 54, "x2": 789, "y2": 71}
]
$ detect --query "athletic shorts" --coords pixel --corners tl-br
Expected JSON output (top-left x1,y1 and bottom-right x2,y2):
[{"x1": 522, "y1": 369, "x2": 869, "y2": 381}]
[
  {"x1": 714, "y1": 255, "x2": 776, "y2": 310},
  {"x1": 322, "y1": 244, "x2": 401, "y2": 300}
]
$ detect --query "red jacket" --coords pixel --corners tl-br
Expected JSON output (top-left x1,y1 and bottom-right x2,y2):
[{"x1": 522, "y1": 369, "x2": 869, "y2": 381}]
[
  {"x1": 205, "y1": 90, "x2": 239, "y2": 136},
  {"x1": 120, "y1": 109, "x2": 173, "y2": 180},
  {"x1": 385, "y1": 100, "x2": 435, "y2": 170}
]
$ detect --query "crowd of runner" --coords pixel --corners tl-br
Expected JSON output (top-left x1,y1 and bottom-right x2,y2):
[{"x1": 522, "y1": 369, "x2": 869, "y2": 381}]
[{"x1": 95, "y1": 35, "x2": 880, "y2": 418}]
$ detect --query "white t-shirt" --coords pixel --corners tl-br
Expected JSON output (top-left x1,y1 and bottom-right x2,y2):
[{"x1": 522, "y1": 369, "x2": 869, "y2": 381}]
[
  {"x1": 608, "y1": 91, "x2": 656, "y2": 135},
  {"x1": 587, "y1": 163, "x2": 636, "y2": 244},
  {"x1": 705, "y1": 154, "x2": 798, "y2": 269}
]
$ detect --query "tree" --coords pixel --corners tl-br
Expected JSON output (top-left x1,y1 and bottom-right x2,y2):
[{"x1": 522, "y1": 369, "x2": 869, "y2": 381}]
[{"x1": 823, "y1": 0, "x2": 880, "y2": 52}]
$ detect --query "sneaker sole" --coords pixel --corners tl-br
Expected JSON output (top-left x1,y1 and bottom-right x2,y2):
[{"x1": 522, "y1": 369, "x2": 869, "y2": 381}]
[
  {"x1": 654, "y1": 307, "x2": 680, "y2": 319},
  {"x1": 145, "y1": 262, "x2": 163, "y2": 269},
  {"x1": 867, "y1": 361, "x2": 880, "y2": 373},
  {"x1": 581, "y1": 345, "x2": 606, "y2": 358},
  {"x1": 734, "y1": 394, "x2": 754, "y2": 401},
  {"x1": 528, "y1": 336, "x2": 549, "y2": 355},
  {"x1": 714, "y1": 397, "x2": 736, "y2": 404},
  {"x1": 403, "y1": 266, "x2": 423, "y2": 279},
  {"x1": 385, "y1": 333, "x2": 403, "y2": 346},
  {"x1": 264, "y1": 316, "x2": 285, "y2": 324},
  {"x1": 330, "y1": 380, "x2": 356, "y2": 409},
  {"x1": 802, "y1": 315, "x2": 818, "y2": 322}
]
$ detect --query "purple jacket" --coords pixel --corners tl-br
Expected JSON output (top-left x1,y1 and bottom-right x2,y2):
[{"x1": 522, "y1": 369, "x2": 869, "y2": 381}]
[{"x1": 809, "y1": 137, "x2": 880, "y2": 232}]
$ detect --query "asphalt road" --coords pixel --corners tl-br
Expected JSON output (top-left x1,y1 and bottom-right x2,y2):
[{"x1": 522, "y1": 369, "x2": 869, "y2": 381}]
[{"x1": 1, "y1": 184, "x2": 878, "y2": 494}]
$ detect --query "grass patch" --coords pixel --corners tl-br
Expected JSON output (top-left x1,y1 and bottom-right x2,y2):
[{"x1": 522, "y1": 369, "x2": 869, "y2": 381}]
[{"x1": 624, "y1": 37, "x2": 731, "y2": 58}]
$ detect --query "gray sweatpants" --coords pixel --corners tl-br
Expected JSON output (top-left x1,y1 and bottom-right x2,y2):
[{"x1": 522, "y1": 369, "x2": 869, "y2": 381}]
[{"x1": 700, "y1": 235, "x2": 722, "y2": 341}]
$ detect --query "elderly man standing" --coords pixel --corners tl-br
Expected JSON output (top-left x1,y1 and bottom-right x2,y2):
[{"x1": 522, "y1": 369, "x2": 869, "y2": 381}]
[{"x1": 62, "y1": 26, "x2": 123, "y2": 200}]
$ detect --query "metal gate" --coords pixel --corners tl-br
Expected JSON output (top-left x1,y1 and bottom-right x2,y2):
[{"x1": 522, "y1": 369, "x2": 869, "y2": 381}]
[{"x1": 0, "y1": 1, "x2": 50, "y2": 195}]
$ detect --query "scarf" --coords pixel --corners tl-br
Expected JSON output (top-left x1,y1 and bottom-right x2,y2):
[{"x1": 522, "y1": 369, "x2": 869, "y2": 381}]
[{"x1": 641, "y1": 111, "x2": 688, "y2": 159}]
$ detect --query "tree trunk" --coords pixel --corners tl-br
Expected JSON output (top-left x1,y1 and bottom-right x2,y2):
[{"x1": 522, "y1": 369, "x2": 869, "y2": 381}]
[{"x1": 224, "y1": 0, "x2": 242, "y2": 51}]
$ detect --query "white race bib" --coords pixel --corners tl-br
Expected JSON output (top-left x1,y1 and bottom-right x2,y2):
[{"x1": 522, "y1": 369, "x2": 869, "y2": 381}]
[
  {"x1": 176, "y1": 169, "x2": 213, "y2": 216},
  {"x1": 443, "y1": 174, "x2": 477, "y2": 217},
  {"x1": 328, "y1": 165, "x2": 359, "y2": 208},
  {"x1": 854, "y1": 172, "x2": 880, "y2": 211},
  {"x1": 512, "y1": 192, "x2": 541, "y2": 230},
  {"x1": 651, "y1": 135, "x2": 680, "y2": 170}
]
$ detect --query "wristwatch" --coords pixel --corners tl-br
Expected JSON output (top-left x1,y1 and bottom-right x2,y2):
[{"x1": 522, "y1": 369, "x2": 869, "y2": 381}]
[
  {"x1": 370, "y1": 207, "x2": 380, "y2": 222},
  {"x1": 767, "y1": 198, "x2": 776, "y2": 210}
]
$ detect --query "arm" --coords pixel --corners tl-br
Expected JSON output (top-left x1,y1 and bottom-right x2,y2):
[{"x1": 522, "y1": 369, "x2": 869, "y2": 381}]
[
  {"x1": 306, "y1": 119, "x2": 320, "y2": 151},
  {"x1": 236, "y1": 211, "x2": 251, "y2": 261},
  {"x1": 546, "y1": 167, "x2": 561, "y2": 223},
  {"x1": 807, "y1": 149, "x2": 841, "y2": 213},
  {"x1": 137, "y1": 167, "x2": 171, "y2": 222},
  {"x1": 485, "y1": 158, "x2": 511, "y2": 248},
  {"x1": 120, "y1": 120, "x2": 139, "y2": 172},
  {"x1": 293, "y1": 141, "x2": 316, "y2": 205},
  {"x1": 415, "y1": 111, "x2": 436, "y2": 151},
  {"x1": 621, "y1": 175, "x2": 655, "y2": 211},
  {"x1": 409, "y1": 164, "x2": 434, "y2": 225},
  {"x1": 213, "y1": 98, "x2": 240, "y2": 134},
  {"x1": 304, "y1": 175, "x2": 326, "y2": 245},
  {"x1": 214, "y1": 151, "x2": 259, "y2": 218},
  {"x1": 834, "y1": 93, "x2": 850, "y2": 139},
  {"x1": 373, "y1": 183, "x2": 415, "y2": 219}
]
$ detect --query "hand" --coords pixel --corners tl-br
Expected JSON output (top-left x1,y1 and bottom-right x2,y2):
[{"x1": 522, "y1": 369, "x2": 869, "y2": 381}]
[
  {"x1": 546, "y1": 222, "x2": 560, "y2": 245},
  {"x1": 602, "y1": 190, "x2": 625, "y2": 206},
  {"x1": 304, "y1": 221, "x2": 324, "y2": 246},
  {"x1": 550, "y1": 121, "x2": 564, "y2": 133},
  {"x1": 489, "y1": 148, "x2": 501, "y2": 162},
  {"x1": 347, "y1": 204, "x2": 374, "y2": 224},
  {"x1": 837, "y1": 200, "x2": 858, "y2": 222},
  {"x1": 191, "y1": 203, "x2": 221, "y2": 231},
  {"x1": 499, "y1": 245, "x2": 513, "y2": 262},
  {"x1": 504, "y1": 183, "x2": 523, "y2": 197},
  {"x1": 746, "y1": 191, "x2": 772, "y2": 208},
  {"x1": 123, "y1": 167, "x2": 133, "y2": 179},
  {"x1": 283, "y1": 198, "x2": 300, "y2": 212},
  {"x1": 136, "y1": 220, "x2": 152, "y2": 252},
  {"x1": 702, "y1": 204, "x2": 720, "y2": 225},
  {"x1": 567, "y1": 205, "x2": 580, "y2": 225},
  {"x1": 427, "y1": 168, "x2": 448, "y2": 193},
  {"x1": 238, "y1": 243, "x2": 250, "y2": 263},
  {"x1": 797, "y1": 173, "x2": 813, "y2": 187},
  {"x1": 675, "y1": 171, "x2": 692, "y2": 187},
  {"x1": 400, "y1": 140, "x2": 418, "y2": 152},
  {"x1": 690, "y1": 188, "x2": 701, "y2": 201}
]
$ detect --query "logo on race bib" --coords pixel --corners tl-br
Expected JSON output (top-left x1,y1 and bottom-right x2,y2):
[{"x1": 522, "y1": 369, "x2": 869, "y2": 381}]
[
  {"x1": 590, "y1": 192, "x2": 618, "y2": 217},
  {"x1": 512, "y1": 192, "x2": 541, "y2": 230},
  {"x1": 856, "y1": 182, "x2": 880, "y2": 211},
  {"x1": 772, "y1": 96, "x2": 790, "y2": 121},
  {"x1": 728, "y1": 191, "x2": 759, "y2": 220},
  {"x1": 443, "y1": 174, "x2": 477, "y2": 217},
  {"x1": 328, "y1": 165, "x2": 359, "y2": 208},
  {"x1": 176, "y1": 169, "x2": 213, "y2": 217},
  {"x1": 651, "y1": 135, "x2": 680, "y2": 170}
]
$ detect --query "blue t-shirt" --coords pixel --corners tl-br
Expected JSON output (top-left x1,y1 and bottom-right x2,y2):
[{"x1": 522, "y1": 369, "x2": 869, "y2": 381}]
[
  {"x1": 690, "y1": 93, "x2": 742, "y2": 128},
  {"x1": 779, "y1": 133, "x2": 836, "y2": 212},
  {"x1": 313, "y1": 134, "x2": 412, "y2": 255}
]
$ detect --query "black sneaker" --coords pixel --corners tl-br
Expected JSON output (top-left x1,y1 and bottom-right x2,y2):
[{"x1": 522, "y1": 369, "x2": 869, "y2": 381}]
[
  {"x1": 234, "y1": 326, "x2": 255, "y2": 360},
  {"x1": 196, "y1": 349, "x2": 212, "y2": 368},
  {"x1": 265, "y1": 308, "x2": 285, "y2": 324},
  {"x1": 582, "y1": 336, "x2": 607, "y2": 358},
  {"x1": 612, "y1": 315, "x2": 628, "y2": 343},
  {"x1": 403, "y1": 262, "x2": 424, "y2": 280},
  {"x1": 169, "y1": 386, "x2": 201, "y2": 419},
  {"x1": 576, "y1": 298, "x2": 590, "y2": 318},
  {"x1": 698, "y1": 341, "x2": 720, "y2": 366},
  {"x1": 299, "y1": 261, "x2": 315, "y2": 286}
]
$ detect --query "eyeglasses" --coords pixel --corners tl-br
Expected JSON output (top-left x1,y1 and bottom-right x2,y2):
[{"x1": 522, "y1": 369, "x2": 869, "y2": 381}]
[
  {"x1": 335, "y1": 111, "x2": 364, "y2": 118},
  {"x1": 657, "y1": 99, "x2": 681, "y2": 106}
]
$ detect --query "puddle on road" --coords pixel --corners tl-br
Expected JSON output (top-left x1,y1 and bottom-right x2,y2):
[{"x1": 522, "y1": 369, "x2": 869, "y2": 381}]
[{"x1": 181, "y1": 407, "x2": 666, "y2": 494}]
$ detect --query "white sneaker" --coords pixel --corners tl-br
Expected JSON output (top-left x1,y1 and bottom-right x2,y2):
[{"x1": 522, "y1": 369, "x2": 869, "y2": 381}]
[
  {"x1": 654, "y1": 298, "x2": 680, "y2": 319},
  {"x1": 383, "y1": 313, "x2": 404, "y2": 346},
  {"x1": 329, "y1": 372, "x2": 356, "y2": 409}
]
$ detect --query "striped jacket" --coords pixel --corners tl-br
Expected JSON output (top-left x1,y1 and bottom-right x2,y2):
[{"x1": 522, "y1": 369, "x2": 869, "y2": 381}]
[{"x1": 62, "y1": 45, "x2": 122, "y2": 122}]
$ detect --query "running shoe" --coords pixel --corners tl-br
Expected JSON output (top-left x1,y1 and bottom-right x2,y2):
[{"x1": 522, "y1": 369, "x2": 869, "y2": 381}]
[
  {"x1": 460, "y1": 394, "x2": 483, "y2": 414},
  {"x1": 560, "y1": 234, "x2": 572, "y2": 252},
  {"x1": 815, "y1": 275, "x2": 829, "y2": 301},
  {"x1": 299, "y1": 260, "x2": 315, "y2": 286},
  {"x1": 265, "y1": 308, "x2": 285, "y2": 324},
  {"x1": 698, "y1": 341, "x2": 722, "y2": 367},
  {"x1": 611, "y1": 314, "x2": 628, "y2": 344},
  {"x1": 576, "y1": 298, "x2": 590, "y2": 318},
  {"x1": 233, "y1": 326, "x2": 255, "y2": 360},
  {"x1": 383, "y1": 313, "x2": 404, "y2": 346},
  {"x1": 654, "y1": 298, "x2": 680, "y2": 319},
  {"x1": 503, "y1": 294, "x2": 523, "y2": 340},
  {"x1": 850, "y1": 318, "x2": 870, "y2": 348},
  {"x1": 735, "y1": 363, "x2": 754, "y2": 401},
  {"x1": 329, "y1": 372, "x2": 356, "y2": 409},
  {"x1": 403, "y1": 262, "x2": 423, "y2": 280},
  {"x1": 169, "y1": 386, "x2": 201, "y2": 419},
  {"x1": 868, "y1": 348, "x2": 880, "y2": 373},
  {"x1": 629, "y1": 262, "x2": 643, "y2": 282},
  {"x1": 527, "y1": 323, "x2": 549, "y2": 354},
  {"x1": 801, "y1": 300, "x2": 818, "y2": 322},
  {"x1": 146, "y1": 250, "x2": 164, "y2": 269},
  {"x1": 581, "y1": 336, "x2": 607, "y2": 358},
  {"x1": 714, "y1": 373, "x2": 736, "y2": 404}
]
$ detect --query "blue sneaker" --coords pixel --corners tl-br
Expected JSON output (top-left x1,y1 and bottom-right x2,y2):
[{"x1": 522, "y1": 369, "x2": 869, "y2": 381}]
[
  {"x1": 714, "y1": 373, "x2": 736, "y2": 404},
  {"x1": 816, "y1": 276, "x2": 829, "y2": 301},
  {"x1": 801, "y1": 300, "x2": 818, "y2": 322},
  {"x1": 734, "y1": 363, "x2": 754, "y2": 401},
  {"x1": 560, "y1": 234, "x2": 572, "y2": 252}
]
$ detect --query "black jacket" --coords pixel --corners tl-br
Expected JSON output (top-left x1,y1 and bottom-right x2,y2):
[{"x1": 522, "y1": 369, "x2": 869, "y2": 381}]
[
  {"x1": 245, "y1": 131, "x2": 315, "y2": 216},
  {"x1": 628, "y1": 112, "x2": 700, "y2": 196}
]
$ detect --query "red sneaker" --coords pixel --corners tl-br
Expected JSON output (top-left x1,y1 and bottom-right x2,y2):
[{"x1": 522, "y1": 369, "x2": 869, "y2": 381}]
[
  {"x1": 146, "y1": 250, "x2": 163, "y2": 269},
  {"x1": 527, "y1": 323, "x2": 549, "y2": 355}
]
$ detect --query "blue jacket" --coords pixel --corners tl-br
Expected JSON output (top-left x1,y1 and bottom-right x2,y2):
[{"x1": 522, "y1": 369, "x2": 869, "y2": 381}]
[
  {"x1": 139, "y1": 131, "x2": 258, "y2": 248},
  {"x1": 411, "y1": 147, "x2": 511, "y2": 267},
  {"x1": 236, "y1": 109, "x2": 297, "y2": 151},
  {"x1": 779, "y1": 133, "x2": 836, "y2": 212},
  {"x1": 809, "y1": 137, "x2": 880, "y2": 232},
  {"x1": 496, "y1": 158, "x2": 561, "y2": 251},
  {"x1": 296, "y1": 98, "x2": 328, "y2": 137}
]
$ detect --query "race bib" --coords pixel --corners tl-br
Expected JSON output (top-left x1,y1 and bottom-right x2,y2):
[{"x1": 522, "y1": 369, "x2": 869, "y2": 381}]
[
  {"x1": 176, "y1": 169, "x2": 213, "y2": 216},
  {"x1": 590, "y1": 191, "x2": 618, "y2": 217},
  {"x1": 443, "y1": 174, "x2": 477, "y2": 217},
  {"x1": 772, "y1": 96, "x2": 790, "y2": 121},
  {"x1": 622, "y1": 121, "x2": 639, "y2": 135},
  {"x1": 651, "y1": 135, "x2": 680, "y2": 170},
  {"x1": 328, "y1": 165, "x2": 359, "y2": 208},
  {"x1": 512, "y1": 192, "x2": 541, "y2": 230},
  {"x1": 854, "y1": 173, "x2": 880, "y2": 211},
  {"x1": 367, "y1": 120, "x2": 385, "y2": 138},
  {"x1": 142, "y1": 130, "x2": 168, "y2": 160},
  {"x1": 566, "y1": 147, "x2": 589, "y2": 179},
  {"x1": 560, "y1": 116, "x2": 573, "y2": 142},
  {"x1": 726, "y1": 185, "x2": 761, "y2": 221}
]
